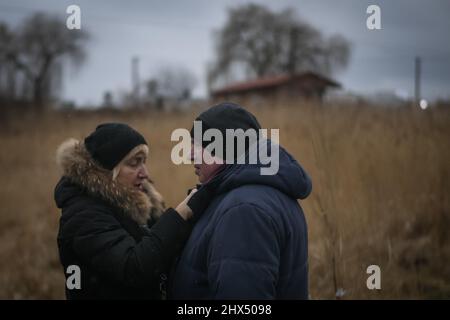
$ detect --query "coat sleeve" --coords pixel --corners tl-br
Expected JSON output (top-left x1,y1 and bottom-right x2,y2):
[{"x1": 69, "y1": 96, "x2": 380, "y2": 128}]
[
  {"x1": 207, "y1": 203, "x2": 280, "y2": 299},
  {"x1": 67, "y1": 207, "x2": 191, "y2": 289}
]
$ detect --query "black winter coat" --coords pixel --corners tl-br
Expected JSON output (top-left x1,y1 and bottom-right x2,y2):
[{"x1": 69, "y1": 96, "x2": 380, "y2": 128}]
[{"x1": 54, "y1": 139, "x2": 191, "y2": 299}]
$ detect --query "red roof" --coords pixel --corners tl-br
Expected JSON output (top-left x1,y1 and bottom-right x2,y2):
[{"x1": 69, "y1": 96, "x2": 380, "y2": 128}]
[{"x1": 212, "y1": 72, "x2": 340, "y2": 96}]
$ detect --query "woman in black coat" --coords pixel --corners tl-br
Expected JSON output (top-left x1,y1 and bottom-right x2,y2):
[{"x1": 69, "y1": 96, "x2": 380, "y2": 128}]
[{"x1": 54, "y1": 123, "x2": 201, "y2": 299}]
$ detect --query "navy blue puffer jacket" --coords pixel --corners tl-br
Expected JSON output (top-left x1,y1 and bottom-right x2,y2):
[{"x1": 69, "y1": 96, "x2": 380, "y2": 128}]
[{"x1": 170, "y1": 140, "x2": 312, "y2": 299}]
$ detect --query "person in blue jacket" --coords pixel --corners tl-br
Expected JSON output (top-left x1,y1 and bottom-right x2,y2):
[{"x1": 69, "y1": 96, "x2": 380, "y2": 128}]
[{"x1": 170, "y1": 102, "x2": 312, "y2": 299}]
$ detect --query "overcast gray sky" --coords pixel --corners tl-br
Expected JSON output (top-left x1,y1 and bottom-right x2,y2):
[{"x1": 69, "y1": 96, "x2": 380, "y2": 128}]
[{"x1": 1, "y1": 0, "x2": 449, "y2": 105}]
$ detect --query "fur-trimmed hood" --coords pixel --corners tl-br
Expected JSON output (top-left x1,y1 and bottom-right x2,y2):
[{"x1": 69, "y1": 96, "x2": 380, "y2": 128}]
[{"x1": 55, "y1": 138, "x2": 165, "y2": 225}]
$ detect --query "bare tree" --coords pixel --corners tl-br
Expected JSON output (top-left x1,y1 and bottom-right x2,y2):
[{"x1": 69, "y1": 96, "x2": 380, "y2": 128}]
[
  {"x1": 0, "y1": 23, "x2": 18, "y2": 102},
  {"x1": 2, "y1": 13, "x2": 89, "y2": 109},
  {"x1": 208, "y1": 4, "x2": 351, "y2": 89},
  {"x1": 156, "y1": 65, "x2": 197, "y2": 99},
  {"x1": 145, "y1": 65, "x2": 197, "y2": 110}
]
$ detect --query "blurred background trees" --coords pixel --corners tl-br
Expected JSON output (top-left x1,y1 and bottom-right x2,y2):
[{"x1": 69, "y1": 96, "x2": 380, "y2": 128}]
[
  {"x1": 1, "y1": 4, "x2": 351, "y2": 111},
  {"x1": 207, "y1": 3, "x2": 351, "y2": 91},
  {"x1": 144, "y1": 65, "x2": 198, "y2": 111},
  {"x1": 0, "y1": 12, "x2": 89, "y2": 111}
]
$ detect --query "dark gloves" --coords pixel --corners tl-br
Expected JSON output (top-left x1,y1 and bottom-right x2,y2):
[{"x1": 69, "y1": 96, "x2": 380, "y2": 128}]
[
  {"x1": 185, "y1": 164, "x2": 232, "y2": 222},
  {"x1": 187, "y1": 184, "x2": 202, "y2": 196},
  {"x1": 186, "y1": 183, "x2": 216, "y2": 222}
]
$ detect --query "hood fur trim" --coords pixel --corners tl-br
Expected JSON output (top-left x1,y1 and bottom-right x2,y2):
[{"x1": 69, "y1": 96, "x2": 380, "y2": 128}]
[{"x1": 56, "y1": 138, "x2": 165, "y2": 225}]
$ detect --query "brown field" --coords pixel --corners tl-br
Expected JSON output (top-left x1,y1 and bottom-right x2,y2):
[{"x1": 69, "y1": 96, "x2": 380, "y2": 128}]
[{"x1": 0, "y1": 101, "x2": 449, "y2": 299}]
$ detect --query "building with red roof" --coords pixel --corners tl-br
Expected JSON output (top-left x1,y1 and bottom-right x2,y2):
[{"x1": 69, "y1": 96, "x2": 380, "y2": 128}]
[{"x1": 211, "y1": 72, "x2": 340, "y2": 102}]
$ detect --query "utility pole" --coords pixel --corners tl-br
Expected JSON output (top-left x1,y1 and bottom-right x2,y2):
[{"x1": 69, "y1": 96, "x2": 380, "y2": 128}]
[
  {"x1": 414, "y1": 56, "x2": 421, "y2": 107},
  {"x1": 131, "y1": 56, "x2": 140, "y2": 107}
]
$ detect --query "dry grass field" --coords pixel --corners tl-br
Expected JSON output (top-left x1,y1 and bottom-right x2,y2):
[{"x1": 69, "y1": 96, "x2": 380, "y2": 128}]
[{"x1": 0, "y1": 101, "x2": 449, "y2": 299}]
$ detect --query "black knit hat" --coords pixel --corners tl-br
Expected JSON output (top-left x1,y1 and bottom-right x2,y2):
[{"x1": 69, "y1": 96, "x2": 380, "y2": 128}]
[
  {"x1": 84, "y1": 123, "x2": 147, "y2": 170},
  {"x1": 190, "y1": 102, "x2": 261, "y2": 159}
]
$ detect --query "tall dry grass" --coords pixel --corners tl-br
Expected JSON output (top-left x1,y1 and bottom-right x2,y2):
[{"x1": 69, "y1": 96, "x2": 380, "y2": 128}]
[{"x1": 0, "y1": 101, "x2": 449, "y2": 299}]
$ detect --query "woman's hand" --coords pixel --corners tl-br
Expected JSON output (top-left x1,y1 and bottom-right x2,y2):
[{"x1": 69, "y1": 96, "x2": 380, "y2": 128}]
[{"x1": 175, "y1": 188, "x2": 198, "y2": 220}]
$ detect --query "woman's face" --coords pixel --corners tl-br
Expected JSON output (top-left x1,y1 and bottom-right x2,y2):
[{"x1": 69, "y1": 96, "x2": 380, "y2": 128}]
[{"x1": 116, "y1": 151, "x2": 149, "y2": 192}]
